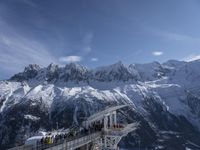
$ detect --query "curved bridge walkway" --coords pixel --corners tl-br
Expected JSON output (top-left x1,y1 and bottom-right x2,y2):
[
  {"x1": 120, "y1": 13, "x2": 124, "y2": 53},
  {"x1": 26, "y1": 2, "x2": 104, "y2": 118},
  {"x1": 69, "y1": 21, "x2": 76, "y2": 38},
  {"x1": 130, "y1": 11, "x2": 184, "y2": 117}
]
[{"x1": 8, "y1": 105, "x2": 138, "y2": 150}]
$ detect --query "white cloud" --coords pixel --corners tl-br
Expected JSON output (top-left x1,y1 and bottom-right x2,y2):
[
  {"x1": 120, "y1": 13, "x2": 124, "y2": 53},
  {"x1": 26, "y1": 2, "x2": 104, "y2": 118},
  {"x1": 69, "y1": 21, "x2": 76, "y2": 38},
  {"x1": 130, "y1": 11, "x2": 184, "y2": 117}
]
[
  {"x1": 184, "y1": 54, "x2": 200, "y2": 62},
  {"x1": 59, "y1": 55, "x2": 82, "y2": 63},
  {"x1": 91, "y1": 58, "x2": 98, "y2": 62},
  {"x1": 152, "y1": 51, "x2": 163, "y2": 56}
]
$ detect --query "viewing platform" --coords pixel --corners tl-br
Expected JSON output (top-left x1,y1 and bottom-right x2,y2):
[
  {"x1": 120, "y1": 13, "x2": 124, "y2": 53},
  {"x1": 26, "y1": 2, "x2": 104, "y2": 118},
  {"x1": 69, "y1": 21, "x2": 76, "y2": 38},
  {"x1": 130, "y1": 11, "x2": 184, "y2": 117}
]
[{"x1": 8, "y1": 105, "x2": 138, "y2": 150}]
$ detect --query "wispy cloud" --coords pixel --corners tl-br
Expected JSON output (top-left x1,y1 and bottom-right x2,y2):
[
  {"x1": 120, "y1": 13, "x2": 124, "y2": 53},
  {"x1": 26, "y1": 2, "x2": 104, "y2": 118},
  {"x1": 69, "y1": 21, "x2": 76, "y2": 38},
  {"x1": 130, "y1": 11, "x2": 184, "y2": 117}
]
[
  {"x1": 82, "y1": 32, "x2": 93, "y2": 53},
  {"x1": 152, "y1": 51, "x2": 163, "y2": 56},
  {"x1": 184, "y1": 54, "x2": 200, "y2": 62},
  {"x1": 82, "y1": 32, "x2": 93, "y2": 45},
  {"x1": 155, "y1": 30, "x2": 200, "y2": 44},
  {"x1": 158, "y1": 31, "x2": 191, "y2": 41},
  {"x1": 91, "y1": 58, "x2": 98, "y2": 62},
  {"x1": 84, "y1": 46, "x2": 92, "y2": 53},
  {"x1": 17, "y1": 0, "x2": 37, "y2": 8},
  {"x1": 0, "y1": 34, "x2": 57, "y2": 70},
  {"x1": 59, "y1": 55, "x2": 82, "y2": 63},
  {"x1": 0, "y1": 17, "x2": 57, "y2": 77}
]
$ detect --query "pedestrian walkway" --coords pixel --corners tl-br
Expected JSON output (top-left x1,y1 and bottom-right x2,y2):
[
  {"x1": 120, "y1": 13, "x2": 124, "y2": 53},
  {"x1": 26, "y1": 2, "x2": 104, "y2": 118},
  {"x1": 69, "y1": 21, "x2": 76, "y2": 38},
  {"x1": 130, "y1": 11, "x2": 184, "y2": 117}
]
[{"x1": 8, "y1": 105, "x2": 138, "y2": 150}]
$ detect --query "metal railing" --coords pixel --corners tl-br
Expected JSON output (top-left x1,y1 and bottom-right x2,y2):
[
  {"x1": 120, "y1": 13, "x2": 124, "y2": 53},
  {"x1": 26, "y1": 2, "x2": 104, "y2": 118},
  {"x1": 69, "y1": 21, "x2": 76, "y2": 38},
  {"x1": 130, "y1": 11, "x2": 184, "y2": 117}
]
[
  {"x1": 7, "y1": 145, "x2": 34, "y2": 150},
  {"x1": 46, "y1": 132, "x2": 101, "y2": 150},
  {"x1": 8, "y1": 132, "x2": 101, "y2": 150}
]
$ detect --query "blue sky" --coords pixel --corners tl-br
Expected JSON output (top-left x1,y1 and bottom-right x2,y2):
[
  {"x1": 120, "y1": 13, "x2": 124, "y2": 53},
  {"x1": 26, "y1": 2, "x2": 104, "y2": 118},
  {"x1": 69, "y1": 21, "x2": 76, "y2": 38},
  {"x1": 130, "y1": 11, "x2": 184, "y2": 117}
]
[{"x1": 1, "y1": 0, "x2": 200, "y2": 79}]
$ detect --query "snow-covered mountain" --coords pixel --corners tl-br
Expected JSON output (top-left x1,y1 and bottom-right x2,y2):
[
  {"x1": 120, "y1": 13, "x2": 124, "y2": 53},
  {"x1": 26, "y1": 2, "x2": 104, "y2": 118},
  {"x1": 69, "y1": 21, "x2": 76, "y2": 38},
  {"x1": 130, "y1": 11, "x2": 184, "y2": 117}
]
[{"x1": 1, "y1": 60, "x2": 200, "y2": 149}]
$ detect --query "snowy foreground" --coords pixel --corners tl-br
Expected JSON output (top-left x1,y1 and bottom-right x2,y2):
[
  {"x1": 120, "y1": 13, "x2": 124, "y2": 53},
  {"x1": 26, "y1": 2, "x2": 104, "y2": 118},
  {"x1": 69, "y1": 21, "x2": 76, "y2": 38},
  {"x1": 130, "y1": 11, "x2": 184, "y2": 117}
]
[{"x1": 0, "y1": 60, "x2": 200, "y2": 149}]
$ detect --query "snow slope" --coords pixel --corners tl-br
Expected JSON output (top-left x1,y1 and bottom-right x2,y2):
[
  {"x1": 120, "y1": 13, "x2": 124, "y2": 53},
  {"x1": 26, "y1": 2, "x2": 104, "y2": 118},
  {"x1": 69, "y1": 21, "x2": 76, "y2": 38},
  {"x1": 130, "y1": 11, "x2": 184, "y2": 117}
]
[{"x1": 1, "y1": 60, "x2": 200, "y2": 149}]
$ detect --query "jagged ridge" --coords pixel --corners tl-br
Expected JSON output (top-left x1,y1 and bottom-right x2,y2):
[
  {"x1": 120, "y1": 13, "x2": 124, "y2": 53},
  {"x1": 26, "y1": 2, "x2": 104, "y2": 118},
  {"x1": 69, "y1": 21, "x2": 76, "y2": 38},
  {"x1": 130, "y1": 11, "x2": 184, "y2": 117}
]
[{"x1": 1, "y1": 60, "x2": 200, "y2": 149}]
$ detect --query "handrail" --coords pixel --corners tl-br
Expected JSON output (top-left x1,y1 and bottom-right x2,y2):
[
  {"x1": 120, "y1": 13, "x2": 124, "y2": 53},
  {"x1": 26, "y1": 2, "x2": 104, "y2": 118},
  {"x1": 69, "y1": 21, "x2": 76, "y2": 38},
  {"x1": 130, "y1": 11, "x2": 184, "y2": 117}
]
[
  {"x1": 7, "y1": 145, "x2": 34, "y2": 150},
  {"x1": 45, "y1": 132, "x2": 101, "y2": 150},
  {"x1": 84, "y1": 105, "x2": 127, "y2": 124},
  {"x1": 7, "y1": 132, "x2": 101, "y2": 150}
]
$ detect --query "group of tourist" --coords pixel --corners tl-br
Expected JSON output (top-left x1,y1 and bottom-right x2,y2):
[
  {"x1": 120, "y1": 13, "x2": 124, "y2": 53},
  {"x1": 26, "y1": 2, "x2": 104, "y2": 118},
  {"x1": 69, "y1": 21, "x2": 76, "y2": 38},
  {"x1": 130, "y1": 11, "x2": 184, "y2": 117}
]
[
  {"x1": 36, "y1": 131, "x2": 77, "y2": 148},
  {"x1": 36, "y1": 122, "x2": 104, "y2": 147},
  {"x1": 113, "y1": 124, "x2": 124, "y2": 128},
  {"x1": 35, "y1": 121, "x2": 123, "y2": 148},
  {"x1": 39, "y1": 134, "x2": 65, "y2": 145},
  {"x1": 88, "y1": 121, "x2": 104, "y2": 132}
]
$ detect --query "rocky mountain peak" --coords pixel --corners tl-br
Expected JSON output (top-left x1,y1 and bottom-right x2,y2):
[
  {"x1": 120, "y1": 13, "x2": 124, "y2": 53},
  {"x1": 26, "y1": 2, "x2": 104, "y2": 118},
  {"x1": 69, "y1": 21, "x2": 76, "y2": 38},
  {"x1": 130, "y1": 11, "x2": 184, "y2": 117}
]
[
  {"x1": 163, "y1": 59, "x2": 186, "y2": 69},
  {"x1": 94, "y1": 61, "x2": 136, "y2": 82},
  {"x1": 3, "y1": 59, "x2": 200, "y2": 149},
  {"x1": 64, "y1": 63, "x2": 88, "y2": 73},
  {"x1": 47, "y1": 63, "x2": 58, "y2": 72},
  {"x1": 10, "y1": 64, "x2": 40, "y2": 81},
  {"x1": 24, "y1": 64, "x2": 40, "y2": 73}
]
